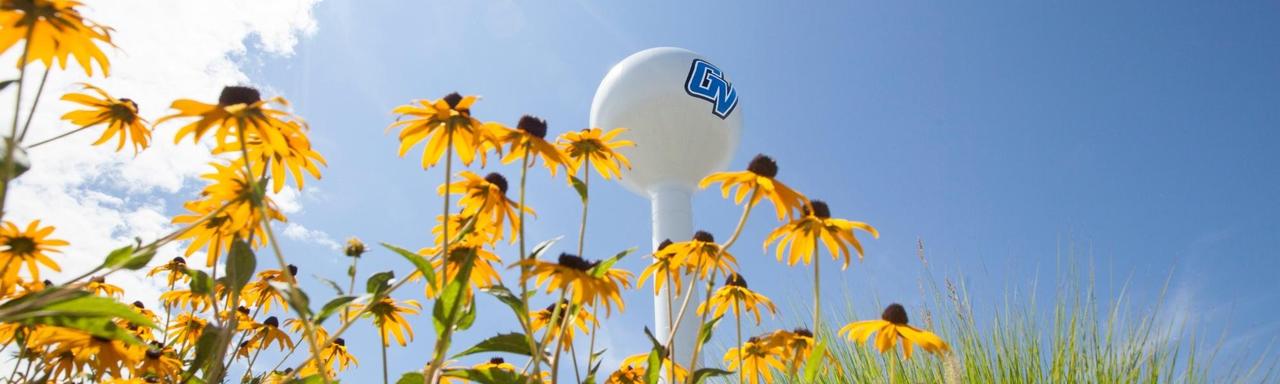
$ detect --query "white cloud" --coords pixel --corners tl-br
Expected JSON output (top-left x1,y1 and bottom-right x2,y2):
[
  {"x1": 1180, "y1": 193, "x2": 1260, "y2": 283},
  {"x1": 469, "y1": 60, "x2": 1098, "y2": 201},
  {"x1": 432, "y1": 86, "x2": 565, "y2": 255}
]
[
  {"x1": 0, "y1": 0, "x2": 323, "y2": 310},
  {"x1": 282, "y1": 222, "x2": 340, "y2": 251}
]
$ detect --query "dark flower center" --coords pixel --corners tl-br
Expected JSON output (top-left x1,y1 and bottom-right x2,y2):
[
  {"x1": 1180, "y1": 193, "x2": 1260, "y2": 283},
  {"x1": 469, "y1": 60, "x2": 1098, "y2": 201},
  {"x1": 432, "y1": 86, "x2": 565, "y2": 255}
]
[
  {"x1": 91, "y1": 335, "x2": 112, "y2": 343},
  {"x1": 747, "y1": 336, "x2": 761, "y2": 344},
  {"x1": 145, "y1": 348, "x2": 162, "y2": 359},
  {"x1": 443, "y1": 92, "x2": 463, "y2": 109},
  {"x1": 132, "y1": 301, "x2": 145, "y2": 309},
  {"x1": 517, "y1": 115, "x2": 548, "y2": 139},
  {"x1": 237, "y1": 306, "x2": 250, "y2": 315},
  {"x1": 485, "y1": 172, "x2": 509, "y2": 194},
  {"x1": 881, "y1": 303, "x2": 909, "y2": 325},
  {"x1": 693, "y1": 230, "x2": 715, "y2": 243},
  {"x1": 747, "y1": 154, "x2": 779, "y2": 178},
  {"x1": 657, "y1": 239, "x2": 673, "y2": 251},
  {"x1": 557, "y1": 253, "x2": 598, "y2": 272},
  {"x1": 792, "y1": 328, "x2": 813, "y2": 338},
  {"x1": 5, "y1": 236, "x2": 36, "y2": 255},
  {"x1": 724, "y1": 273, "x2": 748, "y2": 288},
  {"x1": 287, "y1": 264, "x2": 298, "y2": 277},
  {"x1": 90, "y1": 276, "x2": 105, "y2": 284},
  {"x1": 805, "y1": 200, "x2": 831, "y2": 219},
  {"x1": 41, "y1": 280, "x2": 52, "y2": 288},
  {"x1": 334, "y1": 338, "x2": 346, "y2": 346},
  {"x1": 218, "y1": 86, "x2": 261, "y2": 106},
  {"x1": 172, "y1": 256, "x2": 186, "y2": 265},
  {"x1": 263, "y1": 316, "x2": 280, "y2": 327},
  {"x1": 489, "y1": 357, "x2": 505, "y2": 364}
]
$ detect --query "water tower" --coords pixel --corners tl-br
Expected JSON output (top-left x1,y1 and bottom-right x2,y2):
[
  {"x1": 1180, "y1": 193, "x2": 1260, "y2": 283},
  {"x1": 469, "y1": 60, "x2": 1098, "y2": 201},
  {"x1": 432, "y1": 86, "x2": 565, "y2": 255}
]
[{"x1": 589, "y1": 47, "x2": 742, "y2": 366}]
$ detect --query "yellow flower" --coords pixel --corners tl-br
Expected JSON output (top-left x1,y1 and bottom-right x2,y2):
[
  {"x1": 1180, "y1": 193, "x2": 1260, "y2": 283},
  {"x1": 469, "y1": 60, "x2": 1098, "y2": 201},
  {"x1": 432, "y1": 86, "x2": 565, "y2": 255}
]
[
  {"x1": 604, "y1": 365, "x2": 644, "y2": 384},
  {"x1": 42, "y1": 350, "x2": 82, "y2": 382},
  {"x1": 0, "y1": 219, "x2": 65, "y2": 286},
  {"x1": 284, "y1": 317, "x2": 329, "y2": 346},
  {"x1": 250, "y1": 316, "x2": 294, "y2": 351},
  {"x1": 161, "y1": 288, "x2": 212, "y2": 313},
  {"x1": 146, "y1": 257, "x2": 190, "y2": 288},
  {"x1": 839, "y1": 303, "x2": 950, "y2": 359},
  {"x1": 135, "y1": 343, "x2": 182, "y2": 383},
  {"x1": 410, "y1": 245, "x2": 501, "y2": 298},
  {"x1": 697, "y1": 274, "x2": 777, "y2": 325},
  {"x1": 389, "y1": 92, "x2": 501, "y2": 169},
  {"x1": 167, "y1": 312, "x2": 207, "y2": 354},
  {"x1": 0, "y1": 0, "x2": 113, "y2": 76},
  {"x1": 59, "y1": 83, "x2": 150, "y2": 153},
  {"x1": 699, "y1": 154, "x2": 808, "y2": 221},
  {"x1": 762, "y1": 328, "x2": 837, "y2": 376},
  {"x1": 667, "y1": 231, "x2": 737, "y2": 280},
  {"x1": 31, "y1": 326, "x2": 141, "y2": 379},
  {"x1": 763, "y1": 200, "x2": 878, "y2": 269},
  {"x1": 171, "y1": 162, "x2": 287, "y2": 267},
  {"x1": 344, "y1": 237, "x2": 367, "y2": 258},
  {"x1": 318, "y1": 337, "x2": 358, "y2": 375},
  {"x1": 355, "y1": 296, "x2": 421, "y2": 347},
  {"x1": 433, "y1": 212, "x2": 500, "y2": 248},
  {"x1": 218, "y1": 122, "x2": 326, "y2": 193},
  {"x1": 242, "y1": 266, "x2": 297, "y2": 313},
  {"x1": 519, "y1": 253, "x2": 633, "y2": 316},
  {"x1": 440, "y1": 171, "x2": 531, "y2": 243},
  {"x1": 620, "y1": 352, "x2": 688, "y2": 383},
  {"x1": 637, "y1": 239, "x2": 685, "y2": 296},
  {"x1": 529, "y1": 300, "x2": 596, "y2": 351},
  {"x1": 473, "y1": 356, "x2": 517, "y2": 371},
  {"x1": 498, "y1": 115, "x2": 571, "y2": 176},
  {"x1": 557, "y1": 127, "x2": 633, "y2": 180},
  {"x1": 82, "y1": 275, "x2": 123, "y2": 298},
  {"x1": 724, "y1": 336, "x2": 786, "y2": 384}
]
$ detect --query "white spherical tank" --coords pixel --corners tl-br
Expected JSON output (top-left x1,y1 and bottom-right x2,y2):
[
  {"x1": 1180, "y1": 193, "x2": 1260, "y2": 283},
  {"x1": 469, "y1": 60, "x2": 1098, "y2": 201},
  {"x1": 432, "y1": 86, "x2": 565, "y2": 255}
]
[
  {"x1": 590, "y1": 47, "x2": 742, "y2": 370},
  {"x1": 590, "y1": 47, "x2": 742, "y2": 194}
]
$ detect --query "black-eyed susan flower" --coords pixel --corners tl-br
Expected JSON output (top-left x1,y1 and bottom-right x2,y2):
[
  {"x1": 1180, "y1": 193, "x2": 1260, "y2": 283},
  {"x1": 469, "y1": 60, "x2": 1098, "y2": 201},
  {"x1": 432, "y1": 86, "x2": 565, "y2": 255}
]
[
  {"x1": 557, "y1": 127, "x2": 633, "y2": 180},
  {"x1": 519, "y1": 253, "x2": 633, "y2": 316},
  {"x1": 499, "y1": 115, "x2": 570, "y2": 176},
  {"x1": 32, "y1": 327, "x2": 140, "y2": 379},
  {"x1": 410, "y1": 245, "x2": 501, "y2": 298},
  {"x1": 604, "y1": 365, "x2": 644, "y2": 384},
  {"x1": 318, "y1": 337, "x2": 358, "y2": 375},
  {"x1": 146, "y1": 257, "x2": 190, "y2": 288},
  {"x1": 441, "y1": 171, "x2": 531, "y2": 242},
  {"x1": 250, "y1": 316, "x2": 294, "y2": 351},
  {"x1": 699, "y1": 154, "x2": 808, "y2": 221},
  {"x1": 433, "y1": 212, "x2": 499, "y2": 248},
  {"x1": 697, "y1": 274, "x2": 778, "y2": 325},
  {"x1": 0, "y1": 0, "x2": 113, "y2": 76},
  {"x1": 839, "y1": 303, "x2": 950, "y2": 359},
  {"x1": 473, "y1": 356, "x2": 517, "y2": 371},
  {"x1": 667, "y1": 231, "x2": 737, "y2": 280},
  {"x1": 219, "y1": 123, "x2": 326, "y2": 193},
  {"x1": 55, "y1": 83, "x2": 149, "y2": 153},
  {"x1": 620, "y1": 352, "x2": 688, "y2": 383},
  {"x1": 135, "y1": 343, "x2": 182, "y2": 383},
  {"x1": 82, "y1": 275, "x2": 123, "y2": 298},
  {"x1": 171, "y1": 162, "x2": 287, "y2": 267},
  {"x1": 159, "y1": 86, "x2": 306, "y2": 152},
  {"x1": 724, "y1": 336, "x2": 785, "y2": 384},
  {"x1": 242, "y1": 267, "x2": 294, "y2": 313},
  {"x1": 0, "y1": 219, "x2": 65, "y2": 286},
  {"x1": 285, "y1": 317, "x2": 329, "y2": 345},
  {"x1": 160, "y1": 289, "x2": 212, "y2": 313},
  {"x1": 763, "y1": 200, "x2": 878, "y2": 269},
  {"x1": 637, "y1": 239, "x2": 686, "y2": 296},
  {"x1": 167, "y1": 312, "x2": 206, "y2": 353},
  {"x1": 390, "y1": 92, "x2": 501, "y2": 169},
  {"x1": 530, "y1": 300, "x2": 595, "y2": 351},
  {"x1": 763, "y1": 328, "x2": 836, "y2": 376},
  {"x1": 355, "y1": 296, "x2": 421, "y2": 347}
]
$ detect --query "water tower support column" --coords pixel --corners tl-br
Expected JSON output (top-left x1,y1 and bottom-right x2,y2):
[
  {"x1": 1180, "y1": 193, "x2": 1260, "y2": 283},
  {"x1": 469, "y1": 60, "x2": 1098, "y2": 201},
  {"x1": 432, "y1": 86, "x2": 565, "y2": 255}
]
[{"x1": 650, "y1": 183, "x2": 698, "y2": 369}]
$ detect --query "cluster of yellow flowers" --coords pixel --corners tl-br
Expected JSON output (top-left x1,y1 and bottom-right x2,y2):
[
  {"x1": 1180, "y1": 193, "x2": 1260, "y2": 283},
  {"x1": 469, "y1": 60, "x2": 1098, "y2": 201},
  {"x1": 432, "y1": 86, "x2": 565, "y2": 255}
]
[{"x1": 0, "y1": 1, "x2": 952, "y2": 383}]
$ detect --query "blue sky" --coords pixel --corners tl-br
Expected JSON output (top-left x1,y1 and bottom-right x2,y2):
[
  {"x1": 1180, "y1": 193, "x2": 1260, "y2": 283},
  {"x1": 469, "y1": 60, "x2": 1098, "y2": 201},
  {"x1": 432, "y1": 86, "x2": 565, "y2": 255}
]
[{"x1": 222, "y1": 0, "x2": 1280, "y2": 378}]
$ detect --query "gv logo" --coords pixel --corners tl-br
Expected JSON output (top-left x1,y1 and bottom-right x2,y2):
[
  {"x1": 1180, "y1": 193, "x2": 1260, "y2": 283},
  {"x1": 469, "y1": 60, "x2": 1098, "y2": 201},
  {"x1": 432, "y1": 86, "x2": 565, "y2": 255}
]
[{"x1": 685, "y1": 59, "x2": 739, "y2": 119}]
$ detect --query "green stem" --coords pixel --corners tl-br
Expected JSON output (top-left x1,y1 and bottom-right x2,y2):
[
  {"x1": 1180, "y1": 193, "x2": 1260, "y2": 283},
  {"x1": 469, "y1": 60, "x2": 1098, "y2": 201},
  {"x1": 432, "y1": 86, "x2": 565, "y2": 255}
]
[
  {"x1": 813, "y1": 237, "x2": 821, "y2": 338},
  {"x1": 0, "y1": 26, "x2": 37, "y2": 223},
  {"x1": 516, "y1": 149, "x2": 542, "y2": 382},
  {"x1": 681, "y1": 188, "x2": 758, "y2": 382},
  {"x1": 17, "y1": 65, "x2": 50, "y2": 142},
  {"x1": 736, "y1": 306, "x2": 744, "y2": 384},
  {"x1": 382, "y1": 332, "x2": 390, "y2": 384},
  {"x1": 425, "y1": 125, "x2": 456, "y2": 383}
]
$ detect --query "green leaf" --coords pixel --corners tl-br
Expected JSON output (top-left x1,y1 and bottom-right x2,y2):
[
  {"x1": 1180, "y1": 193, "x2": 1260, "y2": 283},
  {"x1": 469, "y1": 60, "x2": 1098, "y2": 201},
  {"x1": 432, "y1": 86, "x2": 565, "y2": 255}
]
[
  {"x1": 803, "y1": 340, "x2": 827, "y2": 382},
  {"x1": 188, "y1": 269, "x2": 213, "y2": 295},
  {"x1": 101, "y1": 245, "x2": 134, "y2": 269},
  {"x1": 457, "y1": 298, "x2": 477, "y2": 331},
  {"x1": 186, "y1": 325, "x2": 223, "y2": 379},
  {"x1": 529, "y1": 236, "x2": 562, "y2": 260},
  {"x1": 642, "y1": 327, "x2": 664, "y2": 384},
  {"x1": 121, "y1": 247, "x2": 157, "y2": 270},
  {"x1": 316, "y1": 275, "x2": 346, "y2": 296},
  {"x1": 276, "y1": 282, "x2": 312, "y2": 319},
  {"x1": 569, "y1": 175, "x2": 588, "y2": 202},
  {"x1": 225, "y1": 239, "x2": 256, "y2": 291},
  {"x1": 382, "y1": 242, "x2": 436, "y2": 288},
  {"x1": 432, "y1": 248, "x2": 476, "y2": 337},
  {"x1": 442, "y1": 368, "x2": 534, "y2": 384},
  {"x1": 589, "y1": 247, "x2": 636, "y2": 278},
  {"x1": 315, "y1": 295, "x2": 361, "y2": 326},
  {"x1": 395, "y1": 372, "x2": 425, "y2": 384},
  {"x1": 691, "y1": 368, "x2": 733, "y2": 384},
  {"x1": 452, "y1": 332, "x2": 534, "y2": 359},
  {"x1": 480, "y1": 285, "x2": 527, "y2": 323},
  {"x1": 0, "y1": 79, "x2": 16, "y2": 92},
  {"x1": 366, "y1": 270, "x2": 395, "y2": 295},
  {"x1": 697, "y1": 315, "x2": 723, "y2": 346}
]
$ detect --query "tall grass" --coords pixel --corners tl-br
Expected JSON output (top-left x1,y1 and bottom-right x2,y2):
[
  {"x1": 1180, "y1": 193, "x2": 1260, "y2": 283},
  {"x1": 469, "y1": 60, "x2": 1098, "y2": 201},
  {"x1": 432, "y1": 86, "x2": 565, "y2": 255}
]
[{"x1": 766, "y1": 253, "x2": 1279, "y2": 384}]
